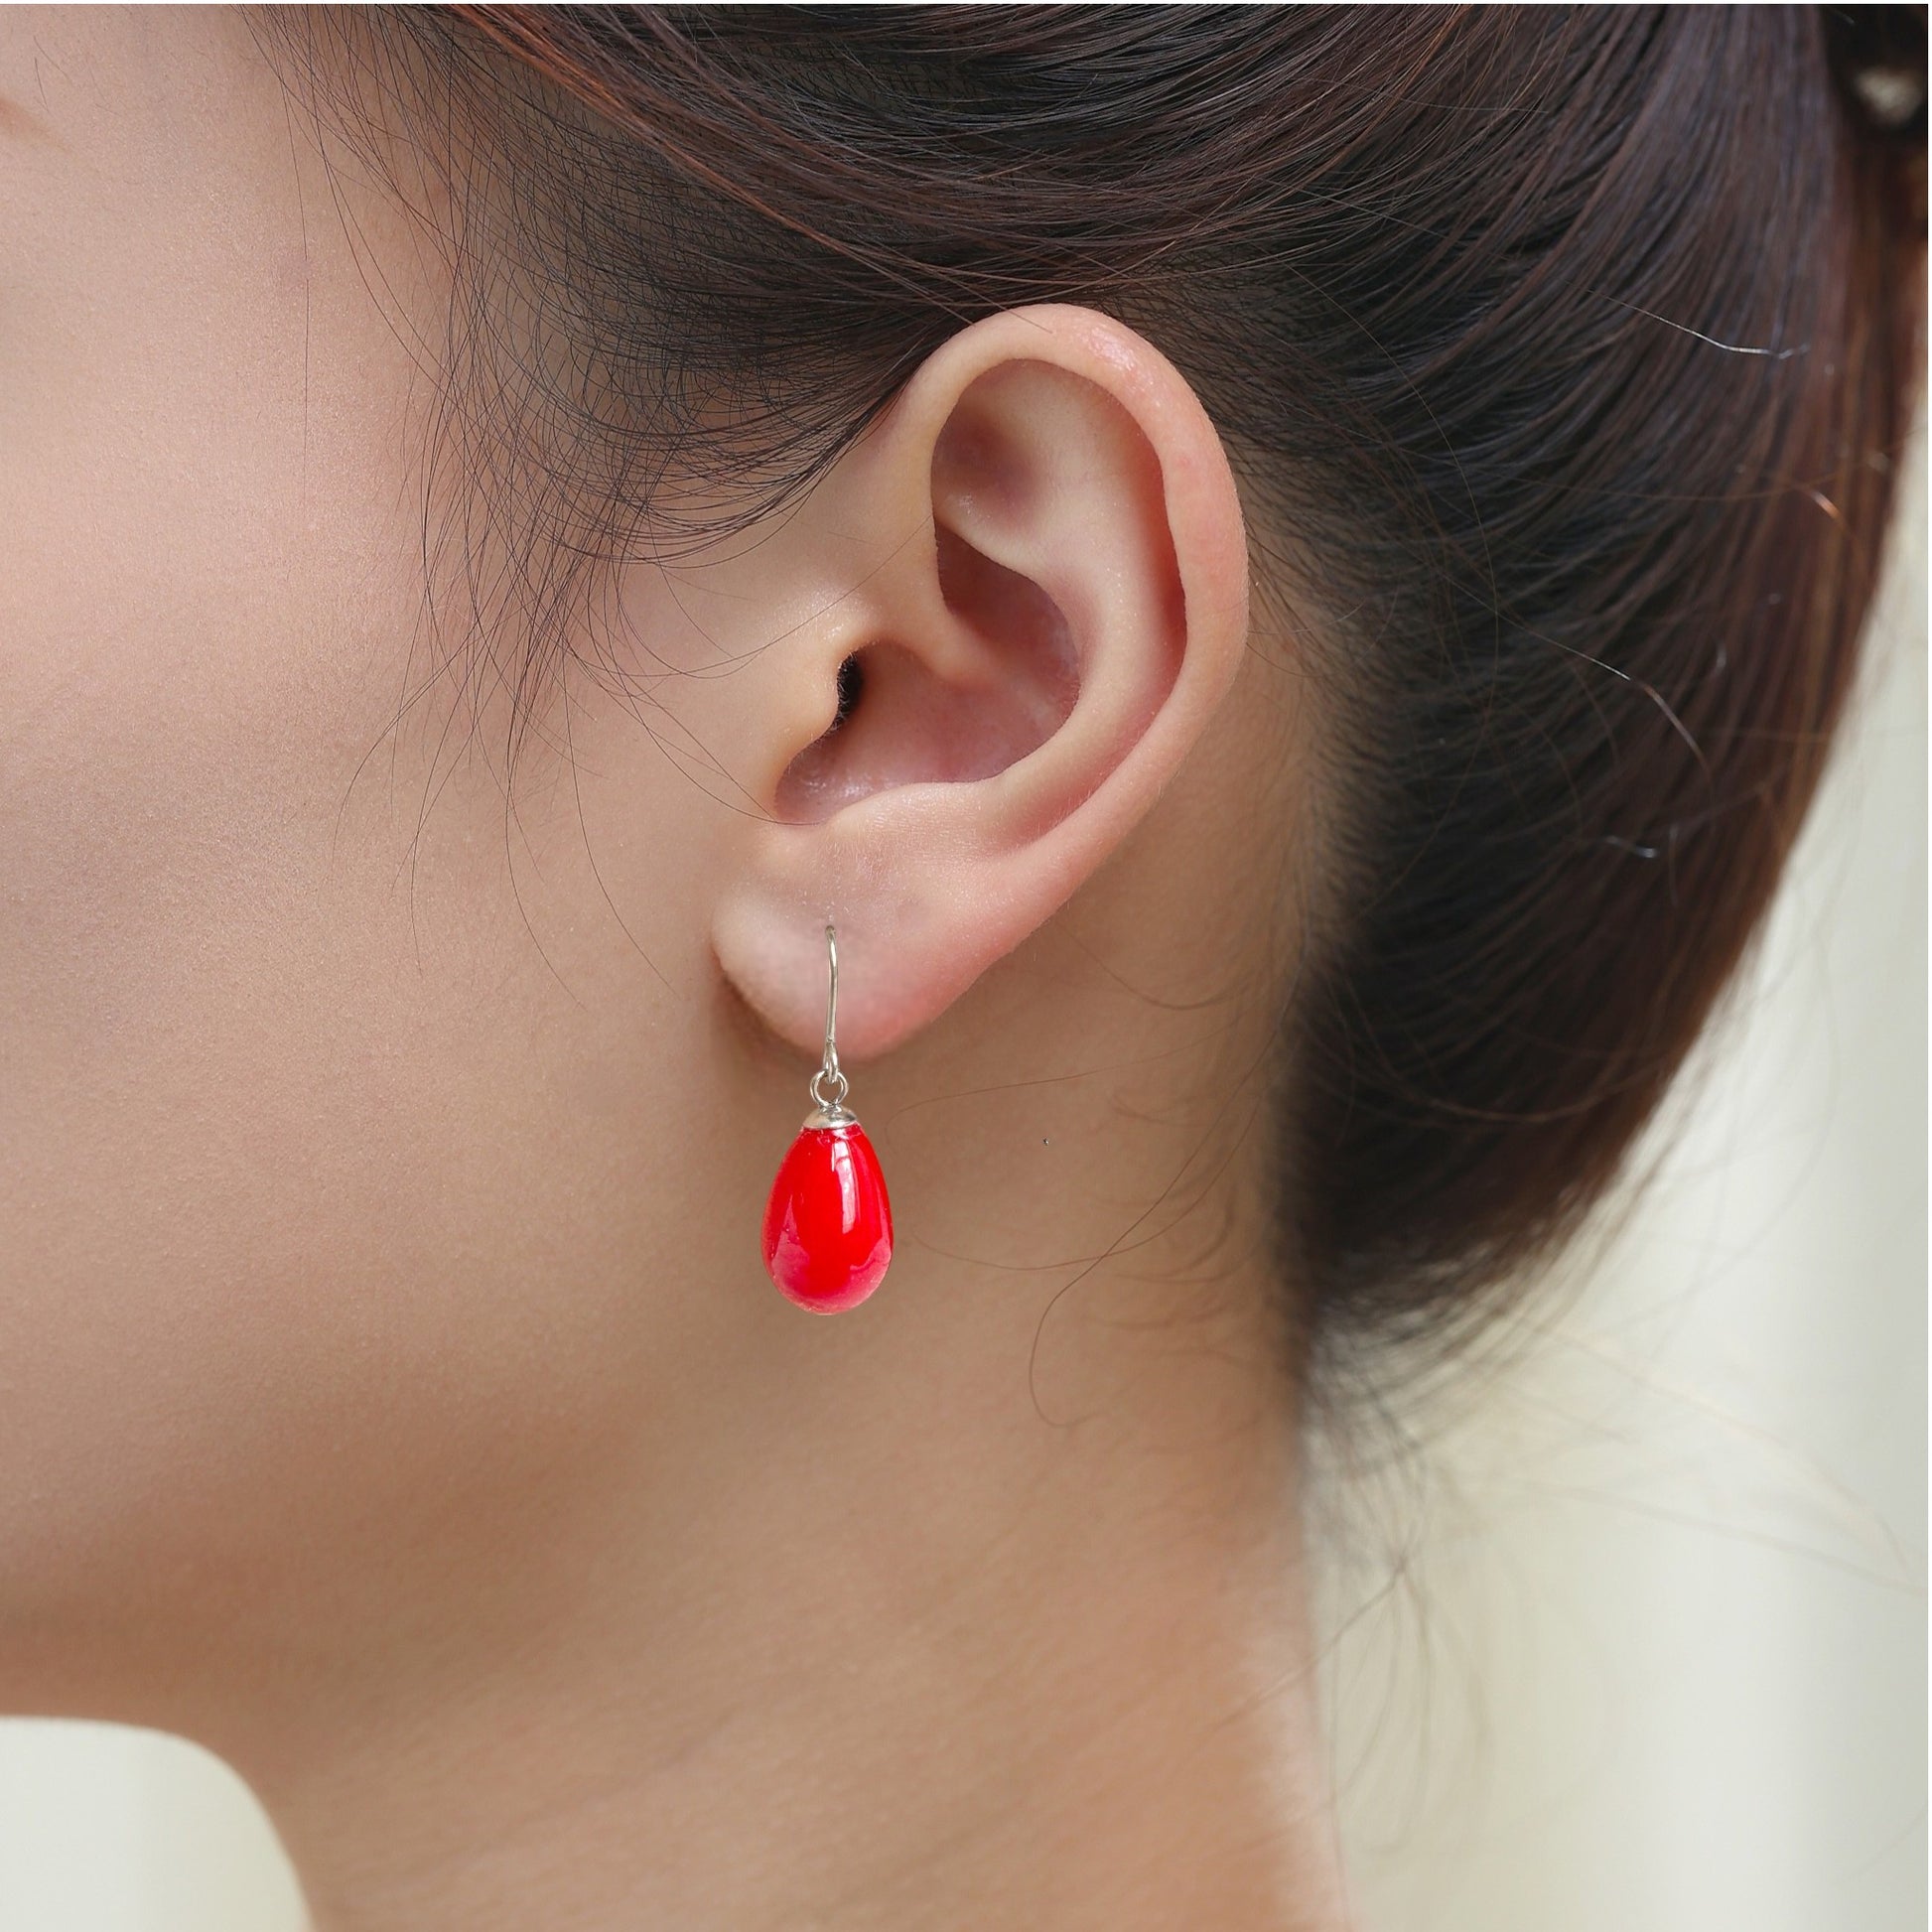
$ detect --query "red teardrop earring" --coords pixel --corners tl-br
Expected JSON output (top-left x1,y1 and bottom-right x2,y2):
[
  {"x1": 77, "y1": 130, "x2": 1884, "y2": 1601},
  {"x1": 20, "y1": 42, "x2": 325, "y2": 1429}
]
[{"x1": 760, "y1": 922, "x2": 894, "y2": 1313}]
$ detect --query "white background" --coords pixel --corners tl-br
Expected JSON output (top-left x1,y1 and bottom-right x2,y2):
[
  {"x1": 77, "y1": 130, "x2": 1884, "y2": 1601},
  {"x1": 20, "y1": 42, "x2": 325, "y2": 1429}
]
[{"x1": 0, "y1": 435, "x2": 1922, "y2": 1932}]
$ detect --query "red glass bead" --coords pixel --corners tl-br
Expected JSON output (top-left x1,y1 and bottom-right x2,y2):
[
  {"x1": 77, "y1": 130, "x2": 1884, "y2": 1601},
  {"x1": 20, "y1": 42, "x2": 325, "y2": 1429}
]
[{"x1": 761, "y1": 1123, "x2": 894, "y2": 1313}]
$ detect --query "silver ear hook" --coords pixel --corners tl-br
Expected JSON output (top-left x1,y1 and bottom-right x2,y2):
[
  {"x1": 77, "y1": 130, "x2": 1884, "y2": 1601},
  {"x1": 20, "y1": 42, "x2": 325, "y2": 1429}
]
[{"x1": 805, "y1": 922, "x2": 855, "y2": 1126}]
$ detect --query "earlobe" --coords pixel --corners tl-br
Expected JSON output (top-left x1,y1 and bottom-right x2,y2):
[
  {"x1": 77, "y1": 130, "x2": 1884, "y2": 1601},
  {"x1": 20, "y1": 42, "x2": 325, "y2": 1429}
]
[{"x1": 711, "y1": 304, "x2": 1250, "y2": 1065}]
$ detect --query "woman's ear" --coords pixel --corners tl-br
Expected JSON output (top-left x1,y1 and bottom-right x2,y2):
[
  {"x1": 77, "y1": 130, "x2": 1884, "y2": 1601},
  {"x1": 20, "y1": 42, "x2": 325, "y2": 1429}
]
[{"x1": 709, "y1": 303, "x2": 1250, "y2": 1061}]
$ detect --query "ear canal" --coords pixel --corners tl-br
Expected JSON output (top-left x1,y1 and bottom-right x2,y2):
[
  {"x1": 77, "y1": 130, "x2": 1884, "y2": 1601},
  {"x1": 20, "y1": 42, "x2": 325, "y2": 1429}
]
[{"x1": 772, "y1": 523, "x2": 1080, "y2": 825}]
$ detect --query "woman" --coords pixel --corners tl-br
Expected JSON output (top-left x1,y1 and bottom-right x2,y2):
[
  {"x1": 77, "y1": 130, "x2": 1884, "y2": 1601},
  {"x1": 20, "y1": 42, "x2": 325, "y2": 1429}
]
[{"x1": 0, "y1": 7, "x2": 1921, "y2": 1928}]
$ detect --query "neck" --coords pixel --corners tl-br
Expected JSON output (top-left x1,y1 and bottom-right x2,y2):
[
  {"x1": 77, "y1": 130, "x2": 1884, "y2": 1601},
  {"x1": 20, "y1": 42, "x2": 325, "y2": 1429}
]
[{"x1": 219, "y1": 1246, "x2": 1351, "y2": 1932}]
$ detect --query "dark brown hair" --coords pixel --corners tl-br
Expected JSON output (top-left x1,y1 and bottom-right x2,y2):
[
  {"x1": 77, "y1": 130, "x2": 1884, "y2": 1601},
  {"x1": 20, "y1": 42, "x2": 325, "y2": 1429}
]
[{"x1": 289, "y1": 5, "x2": 1926, "y2": 1404}]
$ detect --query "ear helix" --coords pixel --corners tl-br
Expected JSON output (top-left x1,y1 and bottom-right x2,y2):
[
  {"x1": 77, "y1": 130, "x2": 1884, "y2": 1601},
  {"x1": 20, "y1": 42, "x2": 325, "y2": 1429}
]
[{"x1": 759, "y1": 923, "x2": 895, "y2": 1313}]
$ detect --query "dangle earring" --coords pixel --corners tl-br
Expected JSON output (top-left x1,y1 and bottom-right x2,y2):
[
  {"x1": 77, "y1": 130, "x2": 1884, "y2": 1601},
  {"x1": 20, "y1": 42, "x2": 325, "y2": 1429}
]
[{"x1": 760, "y1": 922, "x2": 895, "y2": 1313}]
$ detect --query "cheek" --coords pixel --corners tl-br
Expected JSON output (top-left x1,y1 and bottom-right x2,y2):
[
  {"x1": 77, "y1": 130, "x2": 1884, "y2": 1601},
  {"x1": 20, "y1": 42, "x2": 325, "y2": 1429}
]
[
  {"x1": 0, "y1": 15, "x2": 761, "y2": 1690},
  {"x1": 0, "y1": 332, "x2": 451, "y2": 1657},
  {"x1": 0, "y1": 314, "x2": 730, "y2": 1681},
  {"x1": 0, "y1": 531, "x2": 642, "y2": 1677},
  {"x1": 0, "y1": 25, "x2": 633, "y2": 1660}
]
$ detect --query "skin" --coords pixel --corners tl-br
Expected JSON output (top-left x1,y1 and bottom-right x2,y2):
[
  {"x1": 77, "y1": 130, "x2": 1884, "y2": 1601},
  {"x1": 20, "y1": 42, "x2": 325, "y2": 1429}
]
[{"x1": 0, "y1": 12, "x2": 1349, "y2": 1931}]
